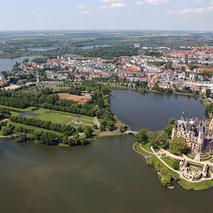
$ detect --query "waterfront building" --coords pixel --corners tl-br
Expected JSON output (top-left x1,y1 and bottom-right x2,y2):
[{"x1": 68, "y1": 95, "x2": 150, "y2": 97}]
[{"x1": 0, "y1": 73, "x2": 6, "y2": 87}]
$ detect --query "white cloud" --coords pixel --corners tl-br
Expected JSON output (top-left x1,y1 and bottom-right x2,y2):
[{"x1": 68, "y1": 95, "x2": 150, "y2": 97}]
[
  {"x1": 169, "y1": 6, "x2": 213, "y2": 15},
  {"x1": 136, "y1": 1, "x2": 143, "y2": 5},
  {"x1": 144, "y1": 0, "x2": 168, "y2": 5},
  {"x1": 76, "y1": 4, "x2": 92, "y2": 15},
  {"x1": 101, "y1": 0, "x2": 126, "y2": 9}
]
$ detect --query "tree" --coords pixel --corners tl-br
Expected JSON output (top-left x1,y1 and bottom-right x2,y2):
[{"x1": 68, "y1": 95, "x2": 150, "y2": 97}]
[
  {"x1": 206, "y1": 89, "x2": 211, "y2": 98},
  {"x1": 77, "y1": 126, "x2": 84, "y2": 133},
  {"x1": 165, "y1": 60, "x2": 173, "y2": 70},
  {"x1": 119, "y1": 125, "x2": 128, "y2": 133},
  {"x1": 100, "y1": 120, "x2": 107, "y2": 131},
  {"x1": 151, "y1": 132, "x2": 169, "y2": 149},
  {"x1": 72, "y1": 134, "x2": 80, "y2": 145},
  {"x1": 160, "y1": 174, "x2": 172, "y2": 188},
  {"x1": 0, "y1": 108, "x2": 11, "y2": 120},
  {"x1": 84, "y1": 126, "x2": 93, "y2": 138},
  {"x1": 169, "y1": 137, "x2": 187, "y2": 155},
  {"x1": 136, "y1": 129, "x2": 148, "y2": 144},
  {"x1": 164, "y1": 119, "x2": 175, "y2": 137},
  {"x1": 172, "y1": 160, "x2": 180, "y2": 170},
  {"x1": 1, "y1": 126, "x2": 13, "y2": 136},
  {"x1": 107, "y1": 120, "x2": 115, "y2": 131},
  {"x1": 16, "y1": 133, "x2": 32, "y2": 143},
  {"x1": 165, "y1": 89, "x2": 173, "y2": 95}
]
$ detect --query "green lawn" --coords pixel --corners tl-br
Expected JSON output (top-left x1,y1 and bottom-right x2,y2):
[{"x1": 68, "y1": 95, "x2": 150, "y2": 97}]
[
  {"x1": 161, "y1": 157, "x2": 176, "y2": 169},
  {"x1": 179, "y1": 179, "x2": 213, "y2": 191},
  {"x1": 0, "y1": 130, "x2": 3, "y2": 136},
  {"x1": 1, "y1": 104, "x2": 95, "y2": 127},
  {"x1": 141, "y1": 143, "x2": 153, "y2": 153},
  {"x1": 31, "y1": 108, "x2": 94, "y2": 126},
  {"x1": 133, "y1": 142, "x2": 152, "y2": 157}
]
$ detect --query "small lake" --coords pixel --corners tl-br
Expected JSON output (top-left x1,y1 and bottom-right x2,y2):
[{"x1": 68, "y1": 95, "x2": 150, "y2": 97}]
[
  {"x1": 77, "y1": 44, "x2": 111, "y2": 50},
  {"x1": 28, "y1": 47, "x2": 57, "y2": 52},
  {"x1": 0, "y1": 56, "x2": 41, "y2": 72},
  {"x1": 19, "y1": 111, "x2": 37, "y2": 117},
  {"x1": 110, "y1": 90, "x2": 205, "y2": 131}
]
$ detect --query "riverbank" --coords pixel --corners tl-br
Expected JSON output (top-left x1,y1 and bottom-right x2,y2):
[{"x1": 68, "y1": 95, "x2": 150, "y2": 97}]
[
  {"x1": 133, "y1": 142, "x2": 213, "y2": 191},
  {"x1": 106, "y1": 83, "x2": 200, "y2": 98},
  {"x1": 95, "y1": 130, "x2": 124, "y2": 138}
]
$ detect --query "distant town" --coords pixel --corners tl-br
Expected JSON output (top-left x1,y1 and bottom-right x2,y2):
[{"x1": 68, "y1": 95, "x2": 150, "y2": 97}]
[{"x1": 0, "y1": 45, "x2": 213, "y2": 98}]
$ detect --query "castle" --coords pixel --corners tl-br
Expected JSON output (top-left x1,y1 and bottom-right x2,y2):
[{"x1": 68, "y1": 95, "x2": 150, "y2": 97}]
[{"x1": 172, "y1": 115, "x2": 213, "y2": 161}]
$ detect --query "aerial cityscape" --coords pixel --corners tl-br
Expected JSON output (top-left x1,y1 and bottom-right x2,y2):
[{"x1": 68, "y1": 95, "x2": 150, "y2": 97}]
[{"x1": 0, "y1": 0, "x2": 213, "y2": 213}]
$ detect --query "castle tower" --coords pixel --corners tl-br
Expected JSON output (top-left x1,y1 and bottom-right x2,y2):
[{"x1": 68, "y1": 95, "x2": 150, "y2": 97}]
[
  {"x1": 197, "y1": 124, "x2": 205, "y2": 152},
  {"x1": 171, "y1": 123, "x2": 177, "y2": 139},
  {"x1": 208, "y1": 119, "x2": 213, "y2": 138},
  {"x1": 193, "y1": 123, "x2": 205, "y2": 161}
]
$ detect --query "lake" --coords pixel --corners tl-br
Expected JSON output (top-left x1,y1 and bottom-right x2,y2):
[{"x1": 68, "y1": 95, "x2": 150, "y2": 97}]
[
  {"x1": 110, "y1": 90, "x2": 205, "y2": 131},
  {"x1": 0, "y1": 90, "x2": 211, "y2": 213},
  {"x1": 29, "y1": 47, "x2": 57, "y2": 52},
  {"x1": 77, "y1": 44, "x2": 111, "y2": 50},
  {"x1": 0, "y1": 136, "x2": 212, "y2": 213},
  {"x1": 0, "y1": 56, "x2": 41, "y2": 72}
]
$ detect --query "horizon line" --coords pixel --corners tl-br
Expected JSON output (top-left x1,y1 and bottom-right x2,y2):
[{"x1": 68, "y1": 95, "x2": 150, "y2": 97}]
[{"x1": 0, "y1": 29, "x2": 213, "y2": 33}]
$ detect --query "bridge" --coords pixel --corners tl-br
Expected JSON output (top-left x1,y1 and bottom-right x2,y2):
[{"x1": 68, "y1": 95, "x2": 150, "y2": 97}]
[{"x1": 124, "y1": 130, "x2": 137, "y2": 135}]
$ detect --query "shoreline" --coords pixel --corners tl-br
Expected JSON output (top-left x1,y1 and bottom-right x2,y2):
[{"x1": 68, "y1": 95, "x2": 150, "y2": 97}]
[{"x1": 0, "y1": 136, "x2": 11, "y2": 139}]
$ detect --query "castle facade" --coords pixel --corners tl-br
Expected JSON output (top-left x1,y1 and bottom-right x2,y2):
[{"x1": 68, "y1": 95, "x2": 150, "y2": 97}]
[{"x1": 172, "y1": 116, "x2": 213, "y2": 160}]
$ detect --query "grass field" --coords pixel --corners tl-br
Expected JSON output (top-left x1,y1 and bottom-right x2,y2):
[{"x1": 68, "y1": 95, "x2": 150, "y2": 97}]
[
  {"x1": 179, "y1": 179, "x2": 213, "y2": 191},
  {"x1": 0, "y1": 104, "x2": 95, "y2": 127},
  {"x1": 161, "y1": 157, "x2": 176, "y2": 169},
  {"x1": 29, "y1": 108, "x2": 95, "y2": 127}
]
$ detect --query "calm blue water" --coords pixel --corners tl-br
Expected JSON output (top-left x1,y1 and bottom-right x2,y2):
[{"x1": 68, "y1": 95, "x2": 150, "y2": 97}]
[
  {"x1": 0, "y1": 56, "x2": 41, "y2": 72},
  {"x1": 0, "y1": 90, "x2": 211, "y2": 213},
  {"x1": 111, "y1": 90, "x2": 205, "y2": 131}
]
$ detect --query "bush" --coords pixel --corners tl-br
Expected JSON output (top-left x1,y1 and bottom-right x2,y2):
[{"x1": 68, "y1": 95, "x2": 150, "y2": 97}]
[
  {"x1": 136, "y1": 129, "x2": 148, "y2": 144},
  {"x1": 2, "y1": 126, "x2": 13, "y2": 136}
]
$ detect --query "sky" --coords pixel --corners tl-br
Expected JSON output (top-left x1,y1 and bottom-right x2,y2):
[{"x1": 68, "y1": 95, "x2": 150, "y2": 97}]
[{"x1": 0, "y1": 0, "x2": 213, "y2": 31}]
